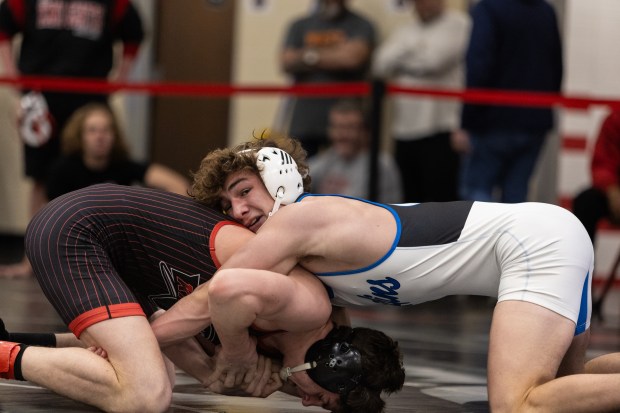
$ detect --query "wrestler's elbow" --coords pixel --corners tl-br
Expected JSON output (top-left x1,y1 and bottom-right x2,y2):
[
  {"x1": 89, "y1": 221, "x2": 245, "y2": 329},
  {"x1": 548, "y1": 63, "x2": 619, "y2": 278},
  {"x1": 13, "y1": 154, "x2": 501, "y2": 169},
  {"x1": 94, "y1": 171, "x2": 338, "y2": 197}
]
[{"x1": 208, "y1": 269, "x2": 253, "y2": 304}]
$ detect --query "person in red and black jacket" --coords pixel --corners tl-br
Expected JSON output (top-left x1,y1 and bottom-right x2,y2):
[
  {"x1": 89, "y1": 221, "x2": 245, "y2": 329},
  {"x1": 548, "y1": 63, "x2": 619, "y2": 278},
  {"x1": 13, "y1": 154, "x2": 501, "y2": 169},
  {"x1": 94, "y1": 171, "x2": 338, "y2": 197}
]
[
  {"x1": 573, "y1": 110, "x2": 620, "y2": 244},
  {"x1": 0, "y1": 0, "x2": 144, "y2": 278}
]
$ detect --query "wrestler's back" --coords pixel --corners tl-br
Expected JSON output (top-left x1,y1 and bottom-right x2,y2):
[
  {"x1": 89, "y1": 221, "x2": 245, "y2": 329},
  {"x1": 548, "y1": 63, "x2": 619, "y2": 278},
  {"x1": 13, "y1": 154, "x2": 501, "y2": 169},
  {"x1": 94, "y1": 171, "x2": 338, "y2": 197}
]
[
  {"x1": 25, "y1": 184, "x2": 231, "y2": 314},
  {"x1": 296, "y1": 195, "x2": 592, "y2": 308}
]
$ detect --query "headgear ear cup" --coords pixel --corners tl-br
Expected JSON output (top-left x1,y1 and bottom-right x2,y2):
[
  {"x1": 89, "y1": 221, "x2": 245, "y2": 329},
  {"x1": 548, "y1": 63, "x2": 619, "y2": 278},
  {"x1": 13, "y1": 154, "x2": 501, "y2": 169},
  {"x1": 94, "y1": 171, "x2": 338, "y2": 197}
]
[
  {"x1": 304, "y1": 335, "x2": 363, "y2": 399},
  {"x1": 255, "y1": 147, "x2": 303, "y2": 205}
]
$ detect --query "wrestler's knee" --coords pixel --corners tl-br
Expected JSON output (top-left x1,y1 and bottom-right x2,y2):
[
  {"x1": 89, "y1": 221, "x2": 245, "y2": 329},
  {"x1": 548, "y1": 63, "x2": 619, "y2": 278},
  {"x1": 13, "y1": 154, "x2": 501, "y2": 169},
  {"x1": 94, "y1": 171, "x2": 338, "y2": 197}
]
[{"x1": 110, "y1": 378, "x2": 172, "y2": 413}]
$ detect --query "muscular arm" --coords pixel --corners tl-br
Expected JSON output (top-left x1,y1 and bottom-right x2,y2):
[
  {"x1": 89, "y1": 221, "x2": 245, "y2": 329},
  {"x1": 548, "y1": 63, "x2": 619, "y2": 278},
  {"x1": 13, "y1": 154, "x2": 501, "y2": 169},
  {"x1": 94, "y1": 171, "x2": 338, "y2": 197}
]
[
  {"x1": 149, "y1": 224, "x2": 254, "y2": 346},
  {"x1": 150, "y1": 282, "x2": 213, "y2": 348},
  {"x1": 204, "y1": 266, "x2": 332, "y2": 387}
]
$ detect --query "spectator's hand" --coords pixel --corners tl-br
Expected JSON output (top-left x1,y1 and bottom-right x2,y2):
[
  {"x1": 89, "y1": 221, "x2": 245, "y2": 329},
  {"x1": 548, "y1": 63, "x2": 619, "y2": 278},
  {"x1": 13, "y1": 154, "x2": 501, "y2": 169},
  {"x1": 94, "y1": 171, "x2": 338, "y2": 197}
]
[
  {"x1": 204, "y1": 338, "x2": 259, "y2": 389},
  {"x1": 607, "y1": 186, "x2": 620, "y2": 223},
  {"x1": 451, "y1": 129, "x2": 471, "y2": 153}
]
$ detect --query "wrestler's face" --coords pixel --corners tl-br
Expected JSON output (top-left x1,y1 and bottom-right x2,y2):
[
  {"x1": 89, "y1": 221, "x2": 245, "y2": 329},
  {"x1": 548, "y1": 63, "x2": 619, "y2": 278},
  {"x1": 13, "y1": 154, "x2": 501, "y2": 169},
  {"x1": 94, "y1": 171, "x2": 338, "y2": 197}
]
[
  {"x1": 288, "y1": 371, "x2": 341, "y2": 411},
  {"x1": 221, "y1": 170, "x2": 274, "y2": 232}
]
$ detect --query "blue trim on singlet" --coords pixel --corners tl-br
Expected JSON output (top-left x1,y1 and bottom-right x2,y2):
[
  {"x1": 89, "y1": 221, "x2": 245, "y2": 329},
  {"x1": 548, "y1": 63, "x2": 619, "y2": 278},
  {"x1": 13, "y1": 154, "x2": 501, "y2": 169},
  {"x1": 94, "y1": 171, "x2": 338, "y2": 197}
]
[
  {"x1": 295, "y1": 193, "x2": 402, "y2": 276},
  {"x1": 575, "y1": 271, "x2": 590, "y2": 335}
]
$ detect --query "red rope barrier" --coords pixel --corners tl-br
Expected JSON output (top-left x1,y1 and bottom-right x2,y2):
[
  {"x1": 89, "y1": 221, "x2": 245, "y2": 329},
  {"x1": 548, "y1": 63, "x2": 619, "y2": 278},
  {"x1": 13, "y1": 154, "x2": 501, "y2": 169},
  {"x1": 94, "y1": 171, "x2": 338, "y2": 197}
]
[{"x1": 1, "y1": 75, "x2": 620, "y2": 110}]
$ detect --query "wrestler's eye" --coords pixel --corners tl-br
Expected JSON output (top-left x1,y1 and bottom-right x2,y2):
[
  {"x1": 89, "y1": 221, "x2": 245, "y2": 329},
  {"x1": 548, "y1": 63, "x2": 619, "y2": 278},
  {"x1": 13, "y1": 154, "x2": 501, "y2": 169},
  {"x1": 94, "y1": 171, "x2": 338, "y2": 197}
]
[{"x1": 221, "y1": 203, "x2": 231, "y2": 215}]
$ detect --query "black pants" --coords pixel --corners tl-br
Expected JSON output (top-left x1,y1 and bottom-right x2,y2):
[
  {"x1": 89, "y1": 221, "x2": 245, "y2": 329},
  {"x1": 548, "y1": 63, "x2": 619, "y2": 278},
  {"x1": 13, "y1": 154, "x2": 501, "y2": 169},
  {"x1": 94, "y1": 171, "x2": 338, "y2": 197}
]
[
  {"x1": 572, "y1": 187, "x2": 609, "y2": 244},
  {"x1": 395, "y1": 132, "x2": 459, "y2": 203}
]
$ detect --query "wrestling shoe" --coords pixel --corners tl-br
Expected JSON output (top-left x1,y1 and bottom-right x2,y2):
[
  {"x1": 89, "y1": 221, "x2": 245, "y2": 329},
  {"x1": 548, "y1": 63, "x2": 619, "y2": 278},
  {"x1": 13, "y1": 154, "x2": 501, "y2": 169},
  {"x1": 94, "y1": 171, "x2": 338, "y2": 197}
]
[{"x1": 0, "y1": 340, "x2": 21, "y2": 379}]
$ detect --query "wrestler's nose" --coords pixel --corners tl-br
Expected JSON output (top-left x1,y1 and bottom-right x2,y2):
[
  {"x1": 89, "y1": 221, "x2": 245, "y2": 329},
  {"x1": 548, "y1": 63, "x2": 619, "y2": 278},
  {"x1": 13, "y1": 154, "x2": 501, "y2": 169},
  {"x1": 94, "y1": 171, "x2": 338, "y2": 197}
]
[{"x1": 230, "y1": 199, "x2": 249, "y2": 220}]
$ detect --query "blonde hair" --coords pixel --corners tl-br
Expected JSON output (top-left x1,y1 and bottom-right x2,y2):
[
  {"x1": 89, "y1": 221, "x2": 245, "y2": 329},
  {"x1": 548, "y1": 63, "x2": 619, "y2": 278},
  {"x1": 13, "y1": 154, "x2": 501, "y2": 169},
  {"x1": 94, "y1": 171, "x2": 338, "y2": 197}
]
[
  {"x1": 190, "y1": 130, "x2": 312, "y2": 209},
  {"x1": 61, "y1": 103, "x2": 130, "y2": 161}
]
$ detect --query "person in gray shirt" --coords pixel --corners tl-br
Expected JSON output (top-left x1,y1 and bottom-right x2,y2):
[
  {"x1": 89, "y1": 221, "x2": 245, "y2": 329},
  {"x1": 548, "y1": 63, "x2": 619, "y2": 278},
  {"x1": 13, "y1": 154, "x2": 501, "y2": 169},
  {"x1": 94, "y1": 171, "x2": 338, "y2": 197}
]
[{"x1": 308, "y1": 99, "x2": 403, "y2": 203}]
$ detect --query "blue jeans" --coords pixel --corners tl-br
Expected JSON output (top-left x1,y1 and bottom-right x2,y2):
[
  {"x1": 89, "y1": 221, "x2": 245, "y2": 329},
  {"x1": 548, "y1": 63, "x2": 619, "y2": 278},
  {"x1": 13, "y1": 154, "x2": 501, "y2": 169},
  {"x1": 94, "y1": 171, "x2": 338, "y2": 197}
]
[{"x1": 459, "y1": 130, "x2": 546, "y2": 203}]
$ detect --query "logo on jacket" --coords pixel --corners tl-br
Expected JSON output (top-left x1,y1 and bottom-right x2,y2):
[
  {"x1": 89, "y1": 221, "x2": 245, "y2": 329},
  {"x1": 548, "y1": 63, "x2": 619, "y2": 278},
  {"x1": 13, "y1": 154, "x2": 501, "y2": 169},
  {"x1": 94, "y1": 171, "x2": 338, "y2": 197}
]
[{"x1": 358, "y1": 276, "x2": 410, "y2": 306}]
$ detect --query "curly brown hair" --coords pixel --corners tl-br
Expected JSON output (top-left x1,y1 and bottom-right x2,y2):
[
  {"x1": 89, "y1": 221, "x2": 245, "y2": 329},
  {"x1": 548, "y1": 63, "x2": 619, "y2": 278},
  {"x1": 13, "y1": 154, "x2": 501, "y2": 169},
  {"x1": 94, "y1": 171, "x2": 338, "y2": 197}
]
[
  {"x1": 61, "y1": 103, "x2": 130, "y2": 160},
  {"x1": 329, "y1": 325, "x2": 405, "y2": 413},
  {"x1": 190, "y1": 131, "x2": 312, "y2": 209}
]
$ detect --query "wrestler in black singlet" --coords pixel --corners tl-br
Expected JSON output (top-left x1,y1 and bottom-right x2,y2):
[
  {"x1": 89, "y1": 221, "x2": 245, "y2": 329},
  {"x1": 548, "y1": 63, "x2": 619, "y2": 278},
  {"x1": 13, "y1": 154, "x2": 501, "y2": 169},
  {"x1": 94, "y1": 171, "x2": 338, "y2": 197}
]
[{"x1": 25, "y1": 183, "x2": 238, "y2": 337}]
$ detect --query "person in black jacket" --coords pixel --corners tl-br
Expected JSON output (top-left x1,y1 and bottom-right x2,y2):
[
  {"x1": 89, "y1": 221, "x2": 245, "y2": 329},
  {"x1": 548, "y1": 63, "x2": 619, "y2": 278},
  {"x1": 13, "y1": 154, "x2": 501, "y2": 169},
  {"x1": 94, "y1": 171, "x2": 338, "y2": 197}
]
[{"x1": 453, "y1": 0, "x2": 563, "y2": 203}]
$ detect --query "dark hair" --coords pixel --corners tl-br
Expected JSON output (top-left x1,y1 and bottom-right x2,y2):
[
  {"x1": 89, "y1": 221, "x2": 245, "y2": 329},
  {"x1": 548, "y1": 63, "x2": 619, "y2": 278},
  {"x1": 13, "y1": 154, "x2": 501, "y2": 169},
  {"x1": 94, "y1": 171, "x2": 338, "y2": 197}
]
[
  {"x1": 329, "y1": 98, "x2": 369, "y2": 130},
  {"x1": 328, "y1": 326, "x2": 405, "y2": 413}
]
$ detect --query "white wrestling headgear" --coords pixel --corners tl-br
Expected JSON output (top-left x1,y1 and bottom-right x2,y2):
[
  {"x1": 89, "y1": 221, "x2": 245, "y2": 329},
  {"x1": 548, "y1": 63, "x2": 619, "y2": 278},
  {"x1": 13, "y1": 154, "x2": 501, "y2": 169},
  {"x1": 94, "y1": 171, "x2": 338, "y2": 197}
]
[{"x1": 254, "y1": 147, "x2": 303, "y2": 216}]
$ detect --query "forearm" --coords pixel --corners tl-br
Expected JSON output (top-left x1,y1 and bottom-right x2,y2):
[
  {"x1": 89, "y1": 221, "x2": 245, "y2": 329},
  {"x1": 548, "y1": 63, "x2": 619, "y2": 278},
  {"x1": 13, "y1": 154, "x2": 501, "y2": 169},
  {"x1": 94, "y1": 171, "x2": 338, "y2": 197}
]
[
  {"x1": 208, "y1": 273, "x2": 259, "y2": 357},
  {"x1": 150, "y1": 285, "x2": 212, "y2": 348},
  {"x1": 145, "y1": 164, "x2": 190, "y2": 196},
  {"x1": 314, "y1": 40, "x2": 371, "y2": 71},
  {"x1": 161, "y1": 336, "x2": 214, "y2": 386},
  {"x1": 282, "y1": 40, "x2": 370, "y2": 74}
]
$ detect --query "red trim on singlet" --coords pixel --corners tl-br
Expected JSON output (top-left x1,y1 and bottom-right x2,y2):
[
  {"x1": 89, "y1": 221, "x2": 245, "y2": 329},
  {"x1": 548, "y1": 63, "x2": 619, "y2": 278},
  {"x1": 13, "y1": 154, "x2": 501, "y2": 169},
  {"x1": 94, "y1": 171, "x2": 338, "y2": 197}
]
[
  {"x1": 69, "y1": 303, "x2": 145, "y2": 338},
  {"x1": 209, "y1": 220, "x2": 244, "y2": 268},
  {"x1": 7, "y1": 0, "x2": 26, "y2": 29}
]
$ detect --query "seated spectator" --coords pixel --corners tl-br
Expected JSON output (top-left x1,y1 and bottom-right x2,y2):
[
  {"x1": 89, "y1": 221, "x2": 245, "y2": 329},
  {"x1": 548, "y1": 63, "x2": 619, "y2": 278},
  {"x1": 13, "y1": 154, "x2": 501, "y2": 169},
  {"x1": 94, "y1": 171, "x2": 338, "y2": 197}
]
[
  {"x1": 573, "y1": 110, "x2": 620, "y2": 244},
  {"x1": 308, "y1": 99, "x2": 403, "y2": 203},
  {"x1": 46, "y1": 102, "x2": 189, "y2": 200}
]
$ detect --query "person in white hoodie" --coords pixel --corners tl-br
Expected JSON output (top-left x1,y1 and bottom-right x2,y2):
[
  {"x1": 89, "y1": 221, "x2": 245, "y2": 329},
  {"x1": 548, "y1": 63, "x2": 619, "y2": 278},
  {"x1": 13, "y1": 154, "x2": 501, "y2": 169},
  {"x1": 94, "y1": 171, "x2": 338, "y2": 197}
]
[{"x1": 373, "y1": 0, "x2": 470, "y2": 202}]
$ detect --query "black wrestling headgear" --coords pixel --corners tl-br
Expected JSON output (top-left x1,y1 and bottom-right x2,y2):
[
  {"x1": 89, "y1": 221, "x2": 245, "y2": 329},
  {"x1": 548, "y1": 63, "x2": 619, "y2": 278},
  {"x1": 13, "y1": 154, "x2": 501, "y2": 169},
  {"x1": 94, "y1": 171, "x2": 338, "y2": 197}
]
[{"x1": 304, "y1": 329, "x2": 363, "y2": 399}]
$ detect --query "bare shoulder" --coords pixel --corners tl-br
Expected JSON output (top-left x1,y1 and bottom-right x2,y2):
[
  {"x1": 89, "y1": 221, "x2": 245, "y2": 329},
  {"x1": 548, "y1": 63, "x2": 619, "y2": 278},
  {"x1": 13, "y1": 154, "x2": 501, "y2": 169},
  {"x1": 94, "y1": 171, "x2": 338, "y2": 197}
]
[
  {"x1": 274, "y1": 196, "x2": 349, "y2": 225},
  {"x1": 212, "y1": 222, "x2": 254, "y2": 265}
]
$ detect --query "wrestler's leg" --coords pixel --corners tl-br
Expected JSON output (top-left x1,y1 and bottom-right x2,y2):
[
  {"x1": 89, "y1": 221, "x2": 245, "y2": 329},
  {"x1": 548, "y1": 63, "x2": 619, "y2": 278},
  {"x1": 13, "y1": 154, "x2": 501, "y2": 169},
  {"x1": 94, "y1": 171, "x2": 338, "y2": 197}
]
[
  {"x1": 585, "y1": 352, "x2": 620, "y2": 374},
  {"x1": 20, "y1": 316, "x2": 171, "y2": 413},
  {"x1": 488, "y1": 301, "x2": 620, "y2": 412}
]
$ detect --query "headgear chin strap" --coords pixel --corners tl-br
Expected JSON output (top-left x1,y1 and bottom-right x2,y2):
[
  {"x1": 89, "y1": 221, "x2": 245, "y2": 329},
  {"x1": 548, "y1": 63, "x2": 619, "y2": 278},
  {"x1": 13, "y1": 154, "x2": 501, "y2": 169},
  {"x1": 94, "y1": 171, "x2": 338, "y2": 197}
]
[
  {"x1": 254, "y1": 147, "x2": 303, "y2": 216},
  {"x1": 279, "y1": 331, "x2": 363, "y2": 400}
]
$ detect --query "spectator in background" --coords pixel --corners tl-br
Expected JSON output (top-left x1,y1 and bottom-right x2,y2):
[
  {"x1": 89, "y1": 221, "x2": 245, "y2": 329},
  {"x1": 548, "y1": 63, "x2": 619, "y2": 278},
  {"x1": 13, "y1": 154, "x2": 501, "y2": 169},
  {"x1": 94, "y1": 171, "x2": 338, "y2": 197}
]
[
  {"x1": 45, "y1": 103, "x2": 189, "y2": 201},
  {"x1": 280, "y1": 0, "x2": 376, "y2": 157},
  {"x1": 454, "y1": 0, "x2": 563, "y2": 203},
  {"x1": 573, "y1": 110, "x2": 620, "y2": 245},
  {"x1": 373, "y1": 0, "x2": 470, "y2": 202},
  {"x1": 0, "y1": 0, "x2": 144, "y2": 277},
  {"x1": 308, "y1": 99, "x2": 403, "y2": 203}
]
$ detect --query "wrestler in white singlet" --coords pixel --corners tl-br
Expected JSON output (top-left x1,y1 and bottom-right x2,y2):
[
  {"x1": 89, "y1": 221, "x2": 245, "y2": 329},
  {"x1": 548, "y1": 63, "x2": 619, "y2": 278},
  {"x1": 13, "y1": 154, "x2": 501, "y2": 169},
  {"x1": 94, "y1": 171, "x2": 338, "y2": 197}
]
[{"x1": 297, "y1": 195, "x2": 593, "y2": 335}]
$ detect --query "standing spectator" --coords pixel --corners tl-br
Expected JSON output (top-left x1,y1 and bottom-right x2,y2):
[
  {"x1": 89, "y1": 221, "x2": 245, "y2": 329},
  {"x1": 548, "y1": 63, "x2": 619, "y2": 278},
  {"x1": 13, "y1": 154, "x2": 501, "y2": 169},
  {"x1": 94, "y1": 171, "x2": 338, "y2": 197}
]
[
  {"x1": 573, "y1": 110, "x2": 620, "y2": 245},
  {"x1": 45, "y1": 103, "x2": 189, "y2": 201},
  {"x1": 373, "y1": 0, "x2": 470, "y2": 202},
  {"x1": 280, "y1": 0, "x2": 376, "y2": 157},
  {"x1": 308, "y1": 99, "x2": 403, "y2": 203},
  {"x1": 0, "y1": 0, "x2": 144, "y2": 277},
  {"x1": 455, "y1": 0, "x2": 563, "y2": 203}
]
